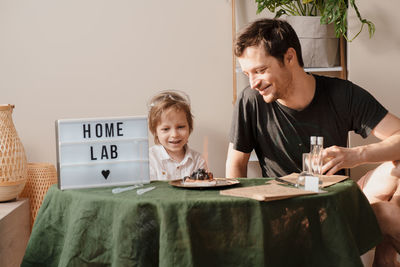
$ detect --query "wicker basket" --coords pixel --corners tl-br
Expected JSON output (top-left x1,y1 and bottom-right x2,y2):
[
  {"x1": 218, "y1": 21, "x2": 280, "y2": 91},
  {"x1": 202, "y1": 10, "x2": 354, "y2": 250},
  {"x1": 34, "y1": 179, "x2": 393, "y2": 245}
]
[
  {"x1": 0, "y1": 104, "x2": 28, "y2": 202},
  {"x1": 20, "y1": 163, "x2": 57, "y2": 228}
]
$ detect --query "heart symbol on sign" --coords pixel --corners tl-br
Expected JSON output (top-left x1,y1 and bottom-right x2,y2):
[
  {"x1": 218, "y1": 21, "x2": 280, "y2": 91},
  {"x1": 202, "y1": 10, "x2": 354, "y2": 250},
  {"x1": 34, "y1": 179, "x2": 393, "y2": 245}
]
[{"x1": 102, "y1": 170, "x2": 110, "y2": 179}]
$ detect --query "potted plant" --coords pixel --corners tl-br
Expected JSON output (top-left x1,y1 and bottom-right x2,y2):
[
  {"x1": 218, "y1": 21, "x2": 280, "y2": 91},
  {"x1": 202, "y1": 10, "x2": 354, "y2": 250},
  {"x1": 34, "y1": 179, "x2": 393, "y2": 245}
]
[
  {"x1": 253, "y1": 0, "x2": 375, "y2": 68},
  {"x1": 255, "y1": 0, "x2": 375, "y2": 42}
]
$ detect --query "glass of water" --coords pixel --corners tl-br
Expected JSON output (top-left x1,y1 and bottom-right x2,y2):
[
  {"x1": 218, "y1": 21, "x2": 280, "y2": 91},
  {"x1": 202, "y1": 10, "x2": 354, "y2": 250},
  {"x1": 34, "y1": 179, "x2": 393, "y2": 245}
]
[{"x1": 297, "y1": 153, "x2": 312, "y2": 187}]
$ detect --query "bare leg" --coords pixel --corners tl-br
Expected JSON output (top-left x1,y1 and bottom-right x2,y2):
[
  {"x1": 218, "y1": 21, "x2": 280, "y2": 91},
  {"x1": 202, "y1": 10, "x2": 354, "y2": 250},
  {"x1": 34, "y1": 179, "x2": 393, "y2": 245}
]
[
  {"x1": 372, "y1": 199, "x2": 400, "y2": 267},
  {"x1": 373, "y1": 237, "x2": 400, "y2": 267},
  {"x1": 388, "y1": 188, "x2": 400, "y2": 253},
  {"x1": 358, "y1": 162, "x2": 399, "y2": 203},
  {"x1": 357, "y1": 162, "x2": 400, "y2": 267}
]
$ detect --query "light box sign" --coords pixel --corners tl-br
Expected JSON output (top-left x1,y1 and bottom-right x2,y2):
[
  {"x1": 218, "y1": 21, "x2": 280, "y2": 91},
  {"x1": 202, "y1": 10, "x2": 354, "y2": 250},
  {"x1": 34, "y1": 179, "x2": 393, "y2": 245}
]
[{"x1": 56, "y1": 116, "x2": 150, "y2": 190}]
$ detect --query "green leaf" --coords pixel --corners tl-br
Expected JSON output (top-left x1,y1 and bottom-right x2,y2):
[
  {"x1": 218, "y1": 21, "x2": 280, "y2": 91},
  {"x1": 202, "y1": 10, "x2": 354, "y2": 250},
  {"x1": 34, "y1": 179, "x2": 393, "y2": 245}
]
[{"x1": 253, "y1": 0, "x2": 375, "y2": 41}]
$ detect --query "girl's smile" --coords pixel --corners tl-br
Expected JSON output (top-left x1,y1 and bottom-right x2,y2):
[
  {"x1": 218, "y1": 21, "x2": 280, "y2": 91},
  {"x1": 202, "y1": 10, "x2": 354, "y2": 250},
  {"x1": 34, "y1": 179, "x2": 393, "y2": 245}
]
[{"x1": 156, "y1": 107, "x2": 190, "y2": 162}]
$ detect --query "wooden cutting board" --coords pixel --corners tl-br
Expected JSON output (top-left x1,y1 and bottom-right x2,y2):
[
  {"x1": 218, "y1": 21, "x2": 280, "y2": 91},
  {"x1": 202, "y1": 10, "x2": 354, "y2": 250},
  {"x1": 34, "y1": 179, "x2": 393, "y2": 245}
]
[{"x1": 220, "y1": 183, "x2": 317, "y2": 202}]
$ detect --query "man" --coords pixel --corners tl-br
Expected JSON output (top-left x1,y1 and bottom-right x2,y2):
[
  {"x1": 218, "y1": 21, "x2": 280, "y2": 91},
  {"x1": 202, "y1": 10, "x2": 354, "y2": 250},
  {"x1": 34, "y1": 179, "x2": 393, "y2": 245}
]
[{"x1": 226, "y1": 18, "x2": 400, "y2": 266}]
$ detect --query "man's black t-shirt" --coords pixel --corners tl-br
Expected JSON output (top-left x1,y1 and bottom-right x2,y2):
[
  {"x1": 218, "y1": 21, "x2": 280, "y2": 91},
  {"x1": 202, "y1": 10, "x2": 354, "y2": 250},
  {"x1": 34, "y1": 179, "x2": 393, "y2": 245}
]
[{"x1": 229, "y1": 75, "x2": 388, "y2": 177}]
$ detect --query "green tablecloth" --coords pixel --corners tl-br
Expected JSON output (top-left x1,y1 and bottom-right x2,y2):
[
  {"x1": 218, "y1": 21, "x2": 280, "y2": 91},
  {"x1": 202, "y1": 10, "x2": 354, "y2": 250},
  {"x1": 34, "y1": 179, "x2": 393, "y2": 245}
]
[{"x1": 22, "y1": 178, "x2": 381, "y2": 267}]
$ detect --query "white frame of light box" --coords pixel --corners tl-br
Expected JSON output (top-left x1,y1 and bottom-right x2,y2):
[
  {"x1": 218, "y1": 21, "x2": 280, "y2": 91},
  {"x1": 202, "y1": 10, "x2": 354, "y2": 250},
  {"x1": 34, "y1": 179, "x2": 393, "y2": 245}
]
[{"x1": 55, "y1": 115, "x2": 150, "y2": 190}]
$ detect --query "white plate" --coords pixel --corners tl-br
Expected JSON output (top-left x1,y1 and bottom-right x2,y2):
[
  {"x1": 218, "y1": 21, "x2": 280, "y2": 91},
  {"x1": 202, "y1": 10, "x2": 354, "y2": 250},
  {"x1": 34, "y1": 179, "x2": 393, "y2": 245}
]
[{"x1": 169, "y1": 178, "x2": 240, "y2": 189}]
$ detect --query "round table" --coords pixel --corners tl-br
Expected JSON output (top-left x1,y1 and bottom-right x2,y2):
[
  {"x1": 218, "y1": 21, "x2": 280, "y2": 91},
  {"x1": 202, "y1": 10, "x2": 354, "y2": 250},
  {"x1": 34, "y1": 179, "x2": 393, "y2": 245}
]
[{"x1": 22, "y1": 178, "x2": 381, "y2": 267}]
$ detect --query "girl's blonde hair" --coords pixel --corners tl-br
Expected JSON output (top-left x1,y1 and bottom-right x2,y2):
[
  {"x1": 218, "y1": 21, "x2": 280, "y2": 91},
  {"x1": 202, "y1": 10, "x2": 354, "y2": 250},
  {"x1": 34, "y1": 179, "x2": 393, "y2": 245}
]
[{"x1": 148, "y1": 90, "x2": 193, "y2": 144}]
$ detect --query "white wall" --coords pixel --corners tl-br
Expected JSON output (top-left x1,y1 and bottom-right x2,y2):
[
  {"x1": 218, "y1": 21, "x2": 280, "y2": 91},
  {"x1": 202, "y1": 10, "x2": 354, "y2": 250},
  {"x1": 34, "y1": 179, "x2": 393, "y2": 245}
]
[
  {"x1": 348, "y1": 0, "x2": 400, "y2": 179},
  {"x1": 2, "y1": 1, "x2": 398, "y2": 179},
  {"x1": 1, "y1": 0, "x2": 233, "y2": 177}
]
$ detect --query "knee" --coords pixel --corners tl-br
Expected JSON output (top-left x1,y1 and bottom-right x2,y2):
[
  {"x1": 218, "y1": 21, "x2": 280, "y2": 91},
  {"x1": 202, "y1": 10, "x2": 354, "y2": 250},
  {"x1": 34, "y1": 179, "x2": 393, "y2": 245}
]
[
  {"x1": 379, "y1": 161, "x2": 400, "y2": 178},
  {"x1": 390, "y1": 160, "x2": 400, "y2": 178}
]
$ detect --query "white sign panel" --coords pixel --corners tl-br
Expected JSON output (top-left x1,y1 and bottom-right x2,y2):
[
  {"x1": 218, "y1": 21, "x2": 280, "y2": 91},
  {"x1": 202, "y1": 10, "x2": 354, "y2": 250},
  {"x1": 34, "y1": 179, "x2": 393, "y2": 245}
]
[{"x1": 56, "y1": 116, "x2": 150, "y2": 190}]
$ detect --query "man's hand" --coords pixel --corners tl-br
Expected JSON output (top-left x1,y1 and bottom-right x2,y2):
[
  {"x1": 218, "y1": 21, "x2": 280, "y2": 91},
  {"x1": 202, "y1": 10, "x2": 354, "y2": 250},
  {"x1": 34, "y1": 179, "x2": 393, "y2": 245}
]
[
  {"x1": 321, "y1": 145, "x2": 363, "y2": 175},
  {"x1": 321, "y1": 113, "x2": 400, "y2": 176}
]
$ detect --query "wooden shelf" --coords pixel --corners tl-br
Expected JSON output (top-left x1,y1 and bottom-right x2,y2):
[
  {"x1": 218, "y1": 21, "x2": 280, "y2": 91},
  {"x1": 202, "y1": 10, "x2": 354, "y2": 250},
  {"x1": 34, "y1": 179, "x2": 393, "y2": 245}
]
[
  {"x1": 0, "y1": 199, "x2": 30, "y2": 267},
  {"x1": 237, "y1": 66, "x2": 343, "y2": 73},
  {"x1": 304, "y1": 66, "x2": 342, "y2": 72}
]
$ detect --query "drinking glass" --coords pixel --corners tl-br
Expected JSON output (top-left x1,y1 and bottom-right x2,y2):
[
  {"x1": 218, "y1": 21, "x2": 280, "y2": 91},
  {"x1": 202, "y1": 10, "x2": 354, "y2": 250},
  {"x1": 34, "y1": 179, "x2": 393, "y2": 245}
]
[
  {"x1": 302, "y1": 153, "x2": 312, "y2": 173},
  {"x1": 297, "y1": 153, "x2": 311, "y2": 187},
  {"x1": 311, "y1": 152, "x2": 323, "y2": 175}
]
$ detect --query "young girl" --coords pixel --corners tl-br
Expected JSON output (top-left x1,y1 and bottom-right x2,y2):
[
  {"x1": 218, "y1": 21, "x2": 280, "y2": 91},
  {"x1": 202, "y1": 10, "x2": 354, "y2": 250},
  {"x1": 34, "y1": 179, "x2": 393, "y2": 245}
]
[{"x1": 148, "y1": 90, "x2": 207, "y2": 180}]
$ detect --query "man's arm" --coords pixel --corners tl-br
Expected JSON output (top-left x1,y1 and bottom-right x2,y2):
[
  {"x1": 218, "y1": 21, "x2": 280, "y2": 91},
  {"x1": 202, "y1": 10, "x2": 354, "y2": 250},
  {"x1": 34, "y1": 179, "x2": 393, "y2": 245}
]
[
  {"x1": 322, "y1": 113, "x2": 400, "y2": 175},
  {"x1": 226, "y1": 142, "x2": 250, "y2": 178}
]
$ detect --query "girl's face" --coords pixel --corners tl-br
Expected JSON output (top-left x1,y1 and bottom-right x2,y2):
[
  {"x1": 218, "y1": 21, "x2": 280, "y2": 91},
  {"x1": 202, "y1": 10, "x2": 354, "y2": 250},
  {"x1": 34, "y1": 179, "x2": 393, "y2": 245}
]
[{"x1": 156, "y1": 107, "x2": 190, "y2": 161}]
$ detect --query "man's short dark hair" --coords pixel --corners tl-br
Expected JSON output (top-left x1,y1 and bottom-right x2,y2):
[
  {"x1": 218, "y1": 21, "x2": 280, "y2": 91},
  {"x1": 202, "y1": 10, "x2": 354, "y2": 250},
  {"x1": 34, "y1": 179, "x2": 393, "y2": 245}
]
[{"x1": 234, "y1": 18, "x2": 304, "y2": 67}]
